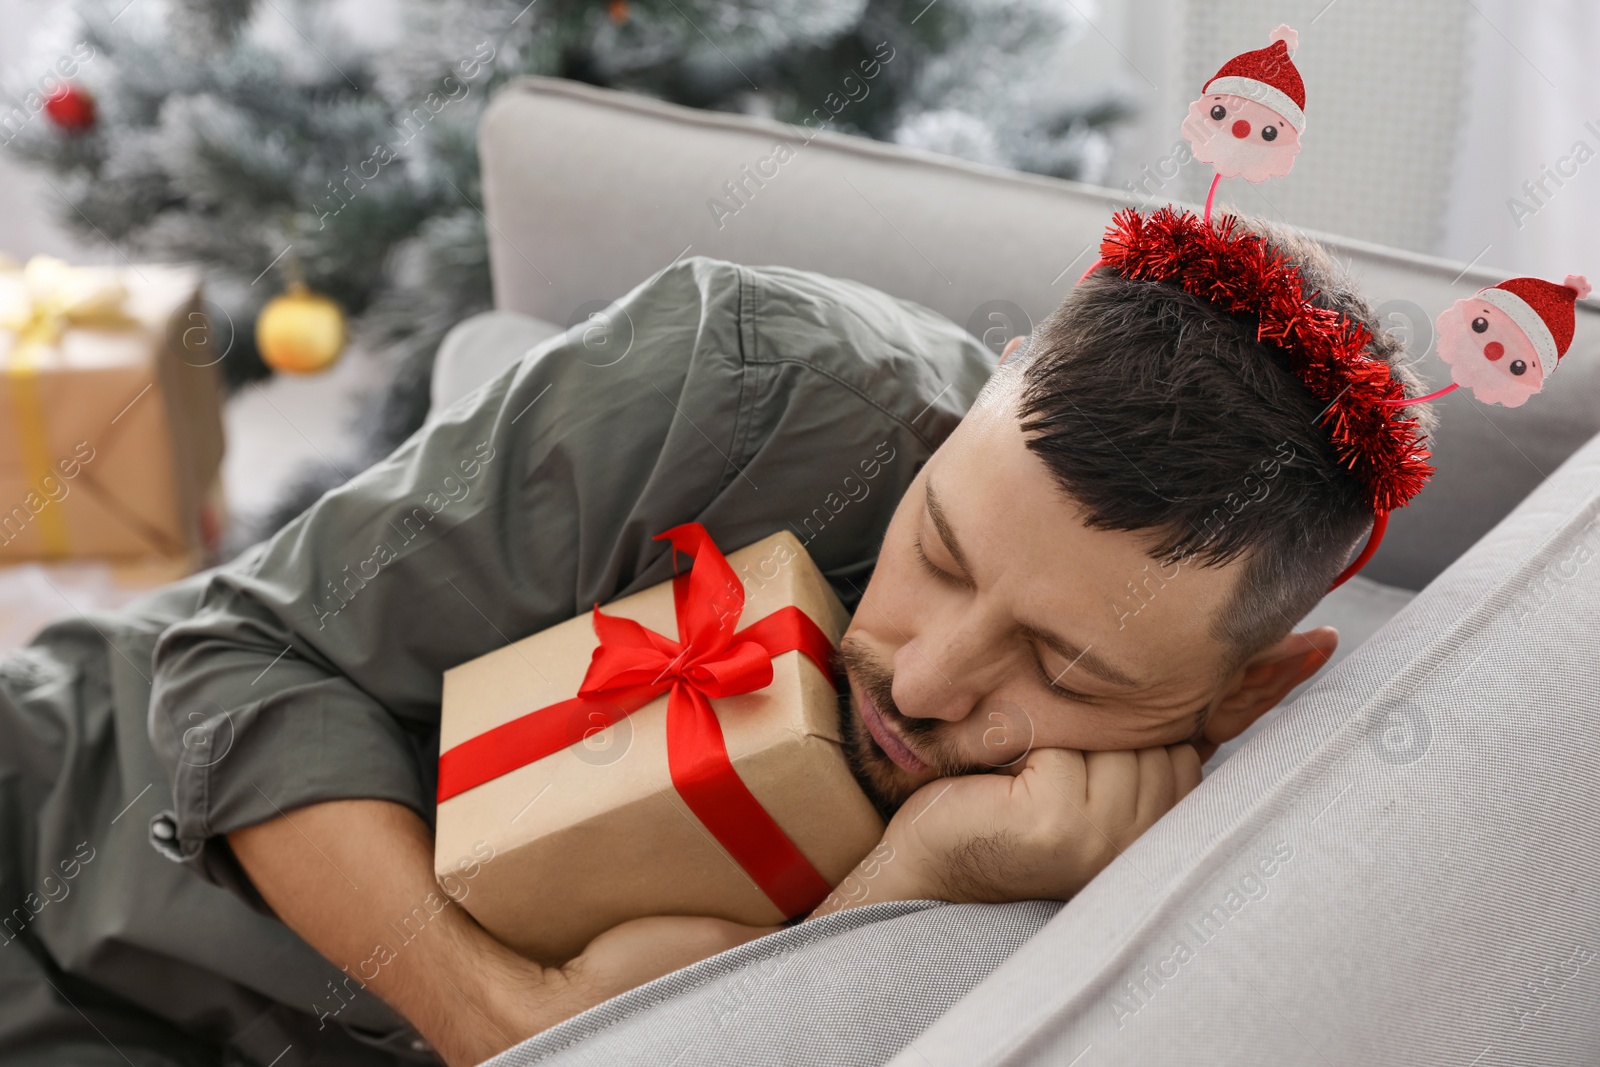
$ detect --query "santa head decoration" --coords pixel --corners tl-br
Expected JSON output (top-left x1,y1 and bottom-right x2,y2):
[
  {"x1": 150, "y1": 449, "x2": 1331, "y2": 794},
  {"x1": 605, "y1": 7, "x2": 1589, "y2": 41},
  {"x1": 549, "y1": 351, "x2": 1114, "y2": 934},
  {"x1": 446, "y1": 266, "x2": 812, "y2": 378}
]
[
  {"x1": 1182, "y1": 25, "x2": 1306, "y2": 183},
  {"x1": 1435, "y1": 275, "x2": 1591, "y2": 407}
]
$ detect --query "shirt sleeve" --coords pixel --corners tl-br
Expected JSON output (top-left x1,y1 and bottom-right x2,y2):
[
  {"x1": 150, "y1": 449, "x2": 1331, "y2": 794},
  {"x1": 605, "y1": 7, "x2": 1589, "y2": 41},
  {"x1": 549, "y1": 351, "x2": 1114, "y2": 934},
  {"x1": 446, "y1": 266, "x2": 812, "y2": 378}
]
[{"x1": 146, "y1": 258, "x2": 750, "y2": 889}]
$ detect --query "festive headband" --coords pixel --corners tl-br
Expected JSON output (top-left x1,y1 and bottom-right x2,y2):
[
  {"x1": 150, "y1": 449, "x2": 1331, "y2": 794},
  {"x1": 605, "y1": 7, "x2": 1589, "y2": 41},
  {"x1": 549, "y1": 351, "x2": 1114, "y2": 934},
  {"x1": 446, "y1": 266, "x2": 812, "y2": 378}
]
[{"x1": 1077, "y1": 24, "x2": 1589, "y2": 591}]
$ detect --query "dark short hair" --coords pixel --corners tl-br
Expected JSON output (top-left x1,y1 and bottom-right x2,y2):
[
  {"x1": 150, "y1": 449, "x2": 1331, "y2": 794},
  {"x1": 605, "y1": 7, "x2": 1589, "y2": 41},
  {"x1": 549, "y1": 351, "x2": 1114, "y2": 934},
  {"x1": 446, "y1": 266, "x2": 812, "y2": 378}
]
[{"x1": 1001, "y1": 217, "x2": 1434, "y2": 663}]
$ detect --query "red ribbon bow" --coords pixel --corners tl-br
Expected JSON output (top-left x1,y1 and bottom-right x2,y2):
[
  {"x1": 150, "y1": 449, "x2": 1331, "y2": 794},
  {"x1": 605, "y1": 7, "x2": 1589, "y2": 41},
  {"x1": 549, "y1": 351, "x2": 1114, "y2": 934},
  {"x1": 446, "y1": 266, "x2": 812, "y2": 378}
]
[{"x1": 437, "y1": 523, "x2": 836, "y2": 918}]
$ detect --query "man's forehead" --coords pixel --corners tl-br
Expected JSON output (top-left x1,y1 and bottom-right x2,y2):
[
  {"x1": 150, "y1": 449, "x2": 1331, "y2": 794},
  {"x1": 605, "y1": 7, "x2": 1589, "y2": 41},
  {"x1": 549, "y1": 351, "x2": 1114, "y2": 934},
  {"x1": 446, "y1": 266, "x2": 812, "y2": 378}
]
[{"x1": 931, "y1": 403, "x2": 1242, "y2": 685}]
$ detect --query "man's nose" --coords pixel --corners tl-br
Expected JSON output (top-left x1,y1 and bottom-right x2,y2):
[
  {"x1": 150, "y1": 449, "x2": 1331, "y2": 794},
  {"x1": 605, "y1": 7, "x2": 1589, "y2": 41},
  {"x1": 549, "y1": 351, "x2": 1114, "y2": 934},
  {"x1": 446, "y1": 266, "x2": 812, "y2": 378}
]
[
  {"x1": 1231, "y1": 119, "x2": 1251, "y2": 139},
  {"x1": 890, "y1": 616, "x2": 1004, "y2": 724}
]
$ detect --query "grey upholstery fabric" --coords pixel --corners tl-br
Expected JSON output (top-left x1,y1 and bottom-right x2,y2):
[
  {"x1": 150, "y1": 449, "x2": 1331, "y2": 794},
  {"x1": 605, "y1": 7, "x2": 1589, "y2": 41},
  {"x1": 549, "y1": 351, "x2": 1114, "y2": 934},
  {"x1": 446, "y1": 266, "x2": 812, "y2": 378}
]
[
  {"x1": 428, "y1": 310, "x2": 562, "y2": 417},
  {"x1": 485, "y1": 900, "x2": 1062, "y2": 1067},
  {"x1": 887, "y1": 429, "x2": 1600, "y2": 1066},
  {"x1": 477, "y1": 76, "x2": 1600, "y2": 592}
]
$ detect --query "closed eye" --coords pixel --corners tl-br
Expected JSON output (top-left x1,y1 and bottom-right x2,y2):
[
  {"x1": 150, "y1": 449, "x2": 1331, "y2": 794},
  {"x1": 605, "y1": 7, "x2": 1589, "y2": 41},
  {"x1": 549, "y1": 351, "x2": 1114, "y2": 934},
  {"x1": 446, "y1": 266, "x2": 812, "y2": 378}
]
[
  {"x1": 1035, "y1": 655, "x2": 1097, "y2": 703},
  {"x1": 913, "y1": 535, "x2": 964, "y2": 586}
]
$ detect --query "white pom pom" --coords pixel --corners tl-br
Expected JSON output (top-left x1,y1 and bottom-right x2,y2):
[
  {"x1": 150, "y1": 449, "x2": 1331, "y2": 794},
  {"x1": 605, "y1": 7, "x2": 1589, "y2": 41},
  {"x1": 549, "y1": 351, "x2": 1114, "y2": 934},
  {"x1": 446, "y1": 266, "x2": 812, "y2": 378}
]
[
  {"x1": 1270, "y1": 24, "x2": 1299, "y2": 54},
  {"x1": 1565, "y1": 274, "x2": 1591, "y2": 300}
]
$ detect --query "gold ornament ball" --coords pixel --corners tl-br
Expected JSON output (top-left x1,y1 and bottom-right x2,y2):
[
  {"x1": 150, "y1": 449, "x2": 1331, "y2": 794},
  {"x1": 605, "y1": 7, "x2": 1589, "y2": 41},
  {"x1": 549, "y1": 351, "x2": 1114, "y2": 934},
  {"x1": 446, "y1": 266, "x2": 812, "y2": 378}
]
[{"x1": 255, "y1": 284, "x2": 346, "y2": 374}]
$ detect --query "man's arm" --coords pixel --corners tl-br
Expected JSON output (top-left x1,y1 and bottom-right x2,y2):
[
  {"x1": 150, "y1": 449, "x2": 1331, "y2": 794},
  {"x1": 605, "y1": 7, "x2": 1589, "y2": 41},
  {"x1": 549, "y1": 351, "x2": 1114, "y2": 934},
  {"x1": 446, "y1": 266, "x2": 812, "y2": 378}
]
[
  {"x1": 148, "y1": 255, "x2": 987, "y2": 901},
  {"x1": 229, "y1": 799, "x2": 779, "y2": 1067},
  {"x1": 149, "y1": 270, "x2": 716, "y2": 890}
]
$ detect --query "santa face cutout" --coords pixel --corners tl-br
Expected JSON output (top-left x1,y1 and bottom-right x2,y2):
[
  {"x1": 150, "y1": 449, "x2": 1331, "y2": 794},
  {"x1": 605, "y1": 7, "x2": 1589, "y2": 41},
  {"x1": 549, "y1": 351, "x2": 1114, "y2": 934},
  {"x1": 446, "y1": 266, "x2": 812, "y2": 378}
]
[
  {"x1": 1181, "y1": 93, "x2": 1303, "y2": 182},
  {"x1": 1435, "y1": 298, "x2": 1544, "y2": 407},
  {"x1": 1432, "y1": 275, "x2": 1589, "y2": 408},
  {"x1": 1183, "y1": 25, "x2": 1307, "y2": 187}
]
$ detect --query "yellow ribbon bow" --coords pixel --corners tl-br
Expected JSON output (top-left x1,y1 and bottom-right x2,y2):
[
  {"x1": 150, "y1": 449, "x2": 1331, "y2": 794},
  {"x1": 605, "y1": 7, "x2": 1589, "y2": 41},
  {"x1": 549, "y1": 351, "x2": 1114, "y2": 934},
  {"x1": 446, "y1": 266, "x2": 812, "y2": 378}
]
[{"x1": 1, "y1": 255, "x2": 136, "y2": 556}]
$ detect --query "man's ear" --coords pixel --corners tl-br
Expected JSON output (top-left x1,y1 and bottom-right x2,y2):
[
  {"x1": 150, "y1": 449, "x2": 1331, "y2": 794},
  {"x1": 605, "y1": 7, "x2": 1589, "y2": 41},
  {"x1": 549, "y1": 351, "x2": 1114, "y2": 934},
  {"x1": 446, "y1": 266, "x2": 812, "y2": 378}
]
[
  {"x1": 998, "y1": 335, "x2": 1027, "y2": 365},
  {"x1": 1200, "y1": 626, "x2": 1339, "y2": 758}
]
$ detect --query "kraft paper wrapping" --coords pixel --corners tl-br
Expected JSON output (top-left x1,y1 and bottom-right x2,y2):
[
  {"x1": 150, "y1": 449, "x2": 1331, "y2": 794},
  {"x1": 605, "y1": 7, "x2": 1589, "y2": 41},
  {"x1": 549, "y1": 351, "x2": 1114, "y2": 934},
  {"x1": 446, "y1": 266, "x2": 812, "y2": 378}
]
[{"x1": 434, "y1": 531, "x2": 885, "y2": 965}]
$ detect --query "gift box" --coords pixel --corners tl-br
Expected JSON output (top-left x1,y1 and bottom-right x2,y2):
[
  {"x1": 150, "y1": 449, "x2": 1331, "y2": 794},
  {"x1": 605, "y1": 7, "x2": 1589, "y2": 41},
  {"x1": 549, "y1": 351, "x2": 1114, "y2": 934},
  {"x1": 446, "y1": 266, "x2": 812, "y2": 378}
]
[
  {"x1": 434, "y1": 525, "x2": 886, "y2": 965},
  {"x1": 0, "y1": 255, "x2": 225, "y2": 562}
]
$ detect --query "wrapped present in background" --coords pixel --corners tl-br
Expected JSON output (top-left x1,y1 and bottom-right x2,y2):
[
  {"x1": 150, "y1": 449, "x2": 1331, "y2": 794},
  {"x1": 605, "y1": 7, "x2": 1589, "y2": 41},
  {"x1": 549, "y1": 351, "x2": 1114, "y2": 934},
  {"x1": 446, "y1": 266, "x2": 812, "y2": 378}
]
[
  {"x1": 0, "y1": 255, "x2": 226, "y2": 563},
  {"x1": 434, "y1": 525, "x2": 885, "y2": 965}
]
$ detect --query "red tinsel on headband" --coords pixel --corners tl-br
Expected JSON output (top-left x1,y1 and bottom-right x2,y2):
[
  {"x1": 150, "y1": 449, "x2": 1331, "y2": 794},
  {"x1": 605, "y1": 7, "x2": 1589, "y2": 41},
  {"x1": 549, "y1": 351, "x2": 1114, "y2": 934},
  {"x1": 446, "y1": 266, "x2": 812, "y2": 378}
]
[{"x1": 1095, "y1": 205, "x2": 1435, "y2": 514}]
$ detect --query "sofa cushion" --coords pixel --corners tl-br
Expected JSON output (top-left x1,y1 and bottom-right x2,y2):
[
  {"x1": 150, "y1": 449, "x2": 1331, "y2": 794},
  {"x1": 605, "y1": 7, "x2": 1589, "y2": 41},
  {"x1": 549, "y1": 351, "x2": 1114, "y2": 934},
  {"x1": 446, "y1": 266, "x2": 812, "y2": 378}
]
[
  {"x1": 486, "y1": 900, "x2": 1061, "y2": 1067},
  {"x1": 428, "y1": 310, "x2": 563, "y2": 418}
]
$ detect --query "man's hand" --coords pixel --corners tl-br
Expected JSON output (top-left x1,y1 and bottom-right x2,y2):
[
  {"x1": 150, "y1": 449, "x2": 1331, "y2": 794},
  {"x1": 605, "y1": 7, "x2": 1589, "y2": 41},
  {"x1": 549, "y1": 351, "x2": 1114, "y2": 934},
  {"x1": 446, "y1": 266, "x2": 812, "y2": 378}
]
[
  {"x1": 891, "y1": 745, "x2": 1202, "y2": 903},
  {"x1": 809, "y1": 744, "x2": 1201, "y2": 917}
]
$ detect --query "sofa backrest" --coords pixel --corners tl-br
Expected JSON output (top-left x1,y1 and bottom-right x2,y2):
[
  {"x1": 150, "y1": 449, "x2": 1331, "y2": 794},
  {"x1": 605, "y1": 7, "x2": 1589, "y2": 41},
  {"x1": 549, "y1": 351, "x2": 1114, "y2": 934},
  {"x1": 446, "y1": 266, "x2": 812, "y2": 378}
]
[{"x1": 479, "y1": 76, "x2": 1600, "y2": 591}]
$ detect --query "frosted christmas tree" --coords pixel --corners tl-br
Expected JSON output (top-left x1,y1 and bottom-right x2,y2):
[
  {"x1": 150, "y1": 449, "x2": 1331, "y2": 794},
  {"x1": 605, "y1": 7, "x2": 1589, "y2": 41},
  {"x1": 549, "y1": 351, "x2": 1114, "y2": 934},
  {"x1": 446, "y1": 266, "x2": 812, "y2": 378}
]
[{"x1": 5, "y1": 0, "x2": 1126, "y2": 535}]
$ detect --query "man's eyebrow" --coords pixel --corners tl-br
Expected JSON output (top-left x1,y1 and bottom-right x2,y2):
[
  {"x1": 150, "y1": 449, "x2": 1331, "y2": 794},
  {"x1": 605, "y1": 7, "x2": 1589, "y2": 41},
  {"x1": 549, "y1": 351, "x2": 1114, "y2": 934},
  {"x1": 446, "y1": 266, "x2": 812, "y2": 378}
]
[
  {"x1": 926, "y1": 474, "x2": 1141, "y2": 690},
  {"x1": 923, "y1": 477, "x2": 975, "y2": 576},
  {"x1": 1017, "y1": 623, "x2": 1142, "y2": 690}
]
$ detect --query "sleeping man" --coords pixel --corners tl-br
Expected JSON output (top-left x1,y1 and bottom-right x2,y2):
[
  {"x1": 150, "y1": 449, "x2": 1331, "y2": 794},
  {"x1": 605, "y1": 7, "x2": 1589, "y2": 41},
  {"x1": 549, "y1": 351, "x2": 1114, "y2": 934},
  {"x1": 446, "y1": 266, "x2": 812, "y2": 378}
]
[{"x1": 0, "y1": 217, "x2": 1429, "y2": 1067}]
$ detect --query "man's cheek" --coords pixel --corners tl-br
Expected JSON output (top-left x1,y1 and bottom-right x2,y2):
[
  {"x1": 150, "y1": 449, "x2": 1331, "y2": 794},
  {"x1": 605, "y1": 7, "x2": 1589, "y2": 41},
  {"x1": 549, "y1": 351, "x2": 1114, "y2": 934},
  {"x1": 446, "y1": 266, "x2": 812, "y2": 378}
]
[{"x1": 969, "y1": 702, "x2": 1035, "y2": 767}]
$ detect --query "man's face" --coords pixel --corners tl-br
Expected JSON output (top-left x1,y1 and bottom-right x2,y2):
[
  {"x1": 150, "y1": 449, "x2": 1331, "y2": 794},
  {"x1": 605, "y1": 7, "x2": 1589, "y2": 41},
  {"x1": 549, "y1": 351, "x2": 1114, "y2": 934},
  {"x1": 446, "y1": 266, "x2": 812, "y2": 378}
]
[{"x1": 837, "y1": 389, "x2": 1247, "y2": 819}]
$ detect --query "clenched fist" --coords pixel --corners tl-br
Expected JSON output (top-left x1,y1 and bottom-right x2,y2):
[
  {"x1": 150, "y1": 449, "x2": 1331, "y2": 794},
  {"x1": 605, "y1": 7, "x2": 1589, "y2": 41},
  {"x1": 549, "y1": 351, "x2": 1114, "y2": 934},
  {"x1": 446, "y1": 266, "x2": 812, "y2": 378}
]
[
  {"x1": 902, "y1": 748, "x2": 1203, "y2": 908},
  {"x1": 877, "y1": 744, "x2": 1202, "y2": 905}
]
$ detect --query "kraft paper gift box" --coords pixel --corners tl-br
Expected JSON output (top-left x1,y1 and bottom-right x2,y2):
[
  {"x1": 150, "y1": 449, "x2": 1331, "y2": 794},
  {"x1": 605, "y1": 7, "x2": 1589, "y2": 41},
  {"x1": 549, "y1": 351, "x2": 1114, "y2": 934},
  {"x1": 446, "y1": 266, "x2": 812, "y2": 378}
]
[
  {"x1": 0, "y1": 256, "x2": 225, "y2": 563},
  {"x1": 434, "y1": 525, "x2": 886, "y2": 965}
]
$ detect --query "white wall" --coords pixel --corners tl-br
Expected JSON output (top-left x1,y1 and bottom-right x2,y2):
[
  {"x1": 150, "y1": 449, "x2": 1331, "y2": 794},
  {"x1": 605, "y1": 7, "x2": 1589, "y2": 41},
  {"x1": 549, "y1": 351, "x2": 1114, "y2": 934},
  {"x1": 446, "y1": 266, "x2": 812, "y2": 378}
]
[{"x1": 1438, "y1": 0, "x2": 1600, "y2": 283}]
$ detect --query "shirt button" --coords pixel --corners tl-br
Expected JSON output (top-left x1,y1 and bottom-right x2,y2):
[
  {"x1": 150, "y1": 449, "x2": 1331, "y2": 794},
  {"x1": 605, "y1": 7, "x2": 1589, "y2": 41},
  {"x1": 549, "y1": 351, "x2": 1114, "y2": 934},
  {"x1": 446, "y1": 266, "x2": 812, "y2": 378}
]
[{"x1": 147, "y1": 811, "x2": 188, "y2": 863}]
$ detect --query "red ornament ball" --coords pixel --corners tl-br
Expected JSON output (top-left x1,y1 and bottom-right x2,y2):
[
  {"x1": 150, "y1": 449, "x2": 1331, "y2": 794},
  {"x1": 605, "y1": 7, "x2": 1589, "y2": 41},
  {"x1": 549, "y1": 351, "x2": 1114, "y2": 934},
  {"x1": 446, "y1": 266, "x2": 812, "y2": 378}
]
[{"x1": 44, "y1": 84, "x2": 96, "y2": 132}]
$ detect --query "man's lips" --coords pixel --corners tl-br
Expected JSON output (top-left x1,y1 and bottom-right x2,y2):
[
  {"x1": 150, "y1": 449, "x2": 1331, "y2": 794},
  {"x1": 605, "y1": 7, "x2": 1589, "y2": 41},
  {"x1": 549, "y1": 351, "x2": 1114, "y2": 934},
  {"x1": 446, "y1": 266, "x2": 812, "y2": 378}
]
[{"x1": 853, "y1": 679, "x2": 931, "y2": 775}]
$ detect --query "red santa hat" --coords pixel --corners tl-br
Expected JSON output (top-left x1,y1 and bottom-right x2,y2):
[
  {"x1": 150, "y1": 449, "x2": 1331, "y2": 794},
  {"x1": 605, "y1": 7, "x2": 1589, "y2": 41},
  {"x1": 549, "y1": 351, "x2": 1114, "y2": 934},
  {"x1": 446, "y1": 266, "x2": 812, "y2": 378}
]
[
  {"x1": 1477, "y1": 274, "x2": 1592, "y2": 367},
  {"x1": 1203, "y1": 25, "x2": 1306, "y2": 133}
]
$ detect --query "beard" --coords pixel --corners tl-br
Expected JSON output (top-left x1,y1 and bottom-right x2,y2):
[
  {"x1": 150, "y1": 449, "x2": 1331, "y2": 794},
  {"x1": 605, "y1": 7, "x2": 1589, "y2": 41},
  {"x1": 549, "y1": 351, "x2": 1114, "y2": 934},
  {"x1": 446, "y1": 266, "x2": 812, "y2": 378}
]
[{"x1": 833, "y1": 635, "x2": 967, "y2": 823}]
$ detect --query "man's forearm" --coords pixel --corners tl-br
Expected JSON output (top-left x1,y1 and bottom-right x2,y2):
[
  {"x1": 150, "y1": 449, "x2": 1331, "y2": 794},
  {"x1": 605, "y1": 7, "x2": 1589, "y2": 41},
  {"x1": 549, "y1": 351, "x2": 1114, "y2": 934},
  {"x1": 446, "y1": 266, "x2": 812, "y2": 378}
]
[{"x1": 227, "y1": 799, "x2": 575, "y2": 1066}]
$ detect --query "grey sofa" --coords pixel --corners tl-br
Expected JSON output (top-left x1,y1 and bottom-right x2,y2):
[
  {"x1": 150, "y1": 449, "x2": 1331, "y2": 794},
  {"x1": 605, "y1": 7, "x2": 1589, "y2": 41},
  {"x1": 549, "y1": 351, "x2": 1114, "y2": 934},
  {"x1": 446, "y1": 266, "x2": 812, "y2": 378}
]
[{"x1": 437, "y1": 78, "x2": 1600, "y2": 1065}]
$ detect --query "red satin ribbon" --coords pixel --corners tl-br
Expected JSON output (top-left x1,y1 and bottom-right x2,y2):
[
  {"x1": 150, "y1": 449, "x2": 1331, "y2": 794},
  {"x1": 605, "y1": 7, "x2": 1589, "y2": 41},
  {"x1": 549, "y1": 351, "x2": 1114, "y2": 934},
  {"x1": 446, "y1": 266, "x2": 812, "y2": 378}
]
[{"x1": 437, "y1": 523, "x2": 836, "y2": 918}]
